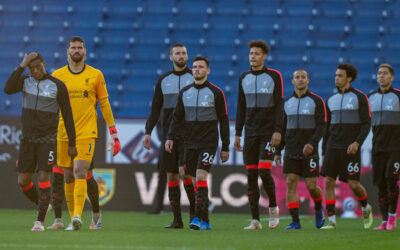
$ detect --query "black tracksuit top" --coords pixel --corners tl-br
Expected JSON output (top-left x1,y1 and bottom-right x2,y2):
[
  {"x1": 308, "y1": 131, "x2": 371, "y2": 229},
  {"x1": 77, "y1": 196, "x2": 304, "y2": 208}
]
[
  {"x1": 145, "y1": 67, "x2": 193, "y2": 140},
  {"x1": 368, "y1": 87, "x2": 400, "y2": 153},
  {"x1": 4, "y1": 66, "x2": 76, "y2": 146},
  {"x1": 322, "y1": 87, "x2": 371, "y2": 154},
  {"x1": 167, "y1": 80, "x2": 230, "y2": 151},
  {"x1": 278, "y1": 91, "x2": 326, "y2": 159},
  {"x1": 235, "y1": 66, "x2": 284, "y2": 137}
]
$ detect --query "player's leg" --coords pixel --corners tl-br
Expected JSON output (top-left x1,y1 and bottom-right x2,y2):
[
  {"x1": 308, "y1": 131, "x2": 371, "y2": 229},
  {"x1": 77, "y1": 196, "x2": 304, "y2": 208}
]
[
  {"x1": 17, "y1": 140, "x2": 38, "y2": 205},
  {"x1": 70, "y1": 139, "x2": 94, "y2": 230},
  {"x1": 180, "y1": 166, "x2": 195, "y2": 221},
  {"x1": 385, "y1": 152, "x2": 400, "y2": 230},
  {"x1": 186, "y1": 149, "x2": 201, "y2": 229},
  {"x1": 372, "y1": 153, "x2": 388, "y2": 230},
  {"x1": 243, "y1": 136, "x2": 262, "y2": 229},
  {"x1": 303, "y1": 156, "x2": 324, "y2": 229},
  {"x1": 148, "y1": 162, "x2": 166, "y2": 214},
  {"x1": 87, "y1": 166, "x2": 102, "y2": 229},
  {"x1": 285, "y1": 172, "x2": 301, "y2": 229},
  {"x1": 47, "y1": 166, "x2": 65, "y2": 229},
  {"x1": 346, "y1": 151, "x2": 373, "y2": 229},
  {"x1": 259, "y1": 136, "x2": 278, "y2": 229}
]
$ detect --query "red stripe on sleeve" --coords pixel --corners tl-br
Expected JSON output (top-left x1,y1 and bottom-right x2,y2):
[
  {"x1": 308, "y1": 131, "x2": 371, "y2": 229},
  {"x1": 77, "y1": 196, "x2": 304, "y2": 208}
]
[
  {"x1": 38, "y1": 181, "x2": 51, "y2": 189},
  {"x1": 310, "y1": 91, "x2": 327, "y2": 122},
  {"x1": 353, "y1": 88, "x2": 371, "y2": 118},
  {"x1": 209, "y1": 82, "x2": 228, "y2": 115},
  {"x1": 267, "y1": 68, "x2": 284, "y2": 98}
]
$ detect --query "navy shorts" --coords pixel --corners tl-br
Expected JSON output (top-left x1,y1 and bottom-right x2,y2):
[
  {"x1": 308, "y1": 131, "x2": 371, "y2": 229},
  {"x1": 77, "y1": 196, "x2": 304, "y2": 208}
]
[
  {"x1": 243, "y1": 135, "x2": 275, "y2": 165},
  {"x1": 184, "y1": 147, "x2": 217, "y2": 177},
  {"x1": 321, "y1": 148, "x2": 361, "y2": 182},
  {"x1": 17, "y1": 139, "x2": 56, "y2": 173}
]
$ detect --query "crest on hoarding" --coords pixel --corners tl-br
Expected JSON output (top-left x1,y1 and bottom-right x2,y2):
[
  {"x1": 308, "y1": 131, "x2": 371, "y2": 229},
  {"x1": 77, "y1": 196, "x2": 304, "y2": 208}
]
[{"x1": 91, "y1": 168, "x2": 116, "y2": 206}]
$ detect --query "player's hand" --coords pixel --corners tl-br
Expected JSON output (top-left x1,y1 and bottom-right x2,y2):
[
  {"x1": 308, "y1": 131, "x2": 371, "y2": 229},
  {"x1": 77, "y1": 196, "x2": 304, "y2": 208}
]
[
  {"x1": 347, "y1": 142, "x2": 359, "y2": 155},
  {"x1": 165, "y1": 140, "x2": 173, "y2": 153},
  {"x1": 107, "y1": 126, "x2": 121, "y2": 156},
  {"x1": 270, "y1": 132, "x2": 281, "y2": 147},
  {"x1": 303, "y1": 144, "x2": 314, "y2": 156},
  {"x1": 220, "y1": 151, "x2": 229, "y2": 163},
  {"x1": 274, "y1": 155, "x2": 282, "y2": 167},
  {"x1": 234, "y1": 136, "x2": 243, "y2": 152},
  {"x1": 68, "y1": 146, "x2": 78, "y2": 160},
  {"x1": 20, "y1": 52, "x2": 38, "y2": 68},
  {"x1": 142, "y1": 134, "x2": 151, "y2": 150}
]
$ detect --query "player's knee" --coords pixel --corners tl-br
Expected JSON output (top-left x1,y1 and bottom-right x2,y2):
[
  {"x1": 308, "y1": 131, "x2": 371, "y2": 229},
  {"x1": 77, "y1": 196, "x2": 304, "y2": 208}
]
[
  {"x1": 17, "y1": 174, "x2": 31, "y2": 186},
  {"x1": 305, "y1": 179, "x2": 317, "y2": 192},
  {"x1": 167, "y1": 173, "x2": 179, "y2": 182},
  {"x1": 325, "y1": 177, "x2": 335, "y2": 189},
  {"x1": 347, "y1": 180, "x2": 359, "y2": 191}
]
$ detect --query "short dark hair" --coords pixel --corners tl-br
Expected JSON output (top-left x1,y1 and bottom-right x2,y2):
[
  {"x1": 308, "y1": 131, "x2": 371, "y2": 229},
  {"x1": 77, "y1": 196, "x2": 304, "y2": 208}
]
[
  {"x1": 378, "y1": 63, "x2": 394, "y2": 76},
  {"x1": 30, "y1": 53, "x2": 44, "y2": 64},
  {"x1": 68, "y1": 36, "x2": 85, "y2": 48},
  {"x1": 292, "y1": 69, "x2": 308, "y2": 79},
  {"x1": 338, "y1": 63, "x2": 358, "y2": 82},
  {"x1": 249, "y1": 40, "x2": 270, "y2": 54},
  {"x1": 193, "y1": 56, "x2": 210, "y2": 68},
  {"x1": 169, "y1": 43, "x2": 186, "y2": 54}
]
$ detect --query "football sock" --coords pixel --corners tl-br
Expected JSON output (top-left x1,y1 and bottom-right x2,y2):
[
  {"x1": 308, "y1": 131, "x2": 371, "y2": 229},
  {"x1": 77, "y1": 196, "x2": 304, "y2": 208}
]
[
  {"x1": 183, "y1": 177, "x2": 195, "y2": 219},
  {"x1": 355, "y1": 193, "x2": 368, "y2": 208},
  {"x1": 378, "y1": 183, "x2": 389, "y2": 221},
  {"x1": 86, "y1": 173, "x2": 100, "y2": 213},
  {"x1": 325, "y1": 199, "x2": 336, "y2": 217},
  {"x1": 247, "y1": 168, "x2": 260, "y2": 220},
  {"x1": 73, "y1": 179, "x2": 87, "y2": 218},
  {"x1": 65, "y1": 182, "x2": 75, "y2": 219},
  {"x1": 168, "y1": 180, "x2": 182, "y2": 223},
  {"x1": 20, "y1": 182, "x2": 38, "y2": 205},
  {"x1": 258, "y1": 165, "x2": 277, "y2": 207},
  {"x1": 37, "y1": 181, "x2": 51, "y2": 222},
  {"x1": 195, "y1": 180, "x2": 209, "y2": 223},
  {"x1": 311, "y1": 194, "x2": 323, "y2": 211},
  {"x1": 388, "y1": 179, "x2": 399, "y2": 214},
  {"x1": 52, "y1": 168, "x2": 64, "y2": 219},
  {"x1": 287, "y1": 202, "x2": 300, "y2": 223}
]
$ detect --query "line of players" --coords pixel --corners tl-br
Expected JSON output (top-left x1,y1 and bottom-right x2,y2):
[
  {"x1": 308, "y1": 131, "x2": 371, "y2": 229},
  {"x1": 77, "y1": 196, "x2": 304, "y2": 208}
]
[
  {"x1": 143, "y1": 39, "x2": 399, "y2": 230},
  {"x1": 4, "y1": 36, "x2": 121, "y2": 231}
]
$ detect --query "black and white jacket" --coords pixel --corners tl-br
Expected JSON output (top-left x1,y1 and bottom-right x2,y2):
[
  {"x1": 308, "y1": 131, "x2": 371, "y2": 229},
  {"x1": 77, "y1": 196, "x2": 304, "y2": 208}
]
[
  {"x1": 235, "y1": 66, "x2": 284, "y2": 137},
  {"x1": 167, "y1": 81, "x2": 230, "y2": 151},
  {"x1": 322, "y1": 87, "x2": 371, "y2": 154},
  {"x1": 368, "y1": 87, "x2": 400, "y2": 153},
  {"x1": 145, "y1": 67, "x2": 193, "y2": 140},
  {"x1": 278, "y1": 91, "x2": 326, "y2": 159},
  {"x1": 4, "y1": 66, "x2": 76, "y2": 145}
]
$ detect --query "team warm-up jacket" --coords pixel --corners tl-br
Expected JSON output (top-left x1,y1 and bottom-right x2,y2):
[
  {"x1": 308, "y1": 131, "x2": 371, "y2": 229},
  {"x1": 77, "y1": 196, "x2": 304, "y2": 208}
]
[
  {"x1": 4, "y1": 66, "x2": 76, "y2": 145},
  {"x1": 167, "y1": 81, "x2": 230, "y2": 151},
  {"x1": 145, "y1": 67, "x2": 193, "y2": 140},
  {"x1": 368, "y1": 87, "x2": 400, "y2": 153},
  {"x1": 235, "y1": 66, "x2": 284, "y2": 137},
  {"x1": 278, "y1": 91, "x2": 326, "y2": 159},
  {"x1": 322, "y1": 87, "x2": 371, "y2": 154}
]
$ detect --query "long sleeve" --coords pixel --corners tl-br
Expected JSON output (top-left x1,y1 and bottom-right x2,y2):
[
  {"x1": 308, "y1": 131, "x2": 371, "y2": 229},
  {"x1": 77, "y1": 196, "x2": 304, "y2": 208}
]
[
  {"x1": 308, "y1": 97, "x2": 326, "y2": 148},
  {"x1": 99, "y1": 98, "x2": 116, "y2": 128},
  {"x1": 276, "y1": 111, "x2": 287, "y2": 156},
  {"x1": 235, "y1": 77, "x2": 246, "y2": 136},
  {"x1": 4, "y1": 66, "x2": 25, "y2": 94},
  {"x1": 273, "y1": 72, "x2": 284, "y2": 133},
  {"x1": 215, "y1": 88, "x2": 230, "y2": 151},
  {"x1": 322, "y1": 98, "x2": 331, "y2": 155},
  {"x1": 355, "y1": 93, "x2": 371, "y2": 145},
  {"x1": 57, "y1": 82, "x2": 76, "y2": 147},
  {"x1": 145, "y1": 80, "x2": 163, "y2": 135},
  {"x1": 167, "y1": 91, "x2": 184, "y2": 140}
]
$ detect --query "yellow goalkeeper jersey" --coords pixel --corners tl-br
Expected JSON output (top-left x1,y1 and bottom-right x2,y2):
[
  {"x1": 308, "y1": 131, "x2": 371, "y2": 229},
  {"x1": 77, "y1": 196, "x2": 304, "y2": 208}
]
[{"x1": 53, "y1": 64, "x2": 109, "y2": 141}]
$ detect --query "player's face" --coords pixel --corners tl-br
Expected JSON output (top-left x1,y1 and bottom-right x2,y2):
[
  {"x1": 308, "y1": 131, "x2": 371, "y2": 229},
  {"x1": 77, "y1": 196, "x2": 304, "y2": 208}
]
[
  {"x1": 249, "y1": 47, "x2": 266, "y2": 69},
  {"x1": 192, "y1": 60, "x2": 210, "y2": 81},
  {"x1": 292, "y1": 70, "x2": 309, "y2": 91},
  {"x1": 68, "y1": 41, "x2": 86, "y2": 63},
  {"x1": 377, "y1": 67, "x2": 393, "y2": 89},
  {"x1": 335, "y1": 69, "x2": 350, "y2": 89},
  {"x1": 170, "y1": 46, "x2": 188, "y2": 68},
  {"x1": 28, "y1": 59, "x2": 46, "y2": 81}
]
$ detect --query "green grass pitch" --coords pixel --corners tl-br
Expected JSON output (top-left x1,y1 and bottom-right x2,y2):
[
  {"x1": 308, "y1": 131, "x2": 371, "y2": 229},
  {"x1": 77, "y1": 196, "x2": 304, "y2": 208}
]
[{"x1": 0, "y1": 209, "x2": 397, "y2": 250}]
